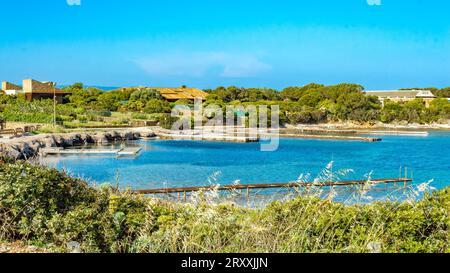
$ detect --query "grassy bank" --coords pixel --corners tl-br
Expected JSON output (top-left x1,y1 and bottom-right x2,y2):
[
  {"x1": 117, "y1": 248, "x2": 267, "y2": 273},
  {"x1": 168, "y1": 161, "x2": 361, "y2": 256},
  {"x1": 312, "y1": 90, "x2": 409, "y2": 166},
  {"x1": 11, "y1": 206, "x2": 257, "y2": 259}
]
[{"x1": 0, "y1": 158, "x2": 449, "y2": 253}]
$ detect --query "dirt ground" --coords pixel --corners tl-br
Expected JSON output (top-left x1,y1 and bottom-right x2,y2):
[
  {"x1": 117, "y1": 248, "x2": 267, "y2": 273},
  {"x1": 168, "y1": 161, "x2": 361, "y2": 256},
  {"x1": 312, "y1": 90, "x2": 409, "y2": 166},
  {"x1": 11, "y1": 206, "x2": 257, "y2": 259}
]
[{"x1": 0, "y1": 242, "x2": 48, "y2": 253}]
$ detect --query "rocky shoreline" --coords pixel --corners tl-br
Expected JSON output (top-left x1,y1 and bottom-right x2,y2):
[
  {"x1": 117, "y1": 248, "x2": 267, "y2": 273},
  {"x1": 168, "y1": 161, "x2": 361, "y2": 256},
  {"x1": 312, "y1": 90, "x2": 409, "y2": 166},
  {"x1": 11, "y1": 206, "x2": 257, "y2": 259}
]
[
  {"x1": 0, "y1": 129, "x2": 156, "y2": 160},
  {"x1": 2, "y1": 121, "x2": 449, "y2": 160}
]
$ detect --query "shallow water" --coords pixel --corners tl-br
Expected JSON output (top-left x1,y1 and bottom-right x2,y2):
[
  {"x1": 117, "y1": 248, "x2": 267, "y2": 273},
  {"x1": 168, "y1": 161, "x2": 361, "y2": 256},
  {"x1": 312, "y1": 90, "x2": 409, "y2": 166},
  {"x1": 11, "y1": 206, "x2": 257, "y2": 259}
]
[{"x1": 42, "y1": 132, "x2": 450, "y2": 202}]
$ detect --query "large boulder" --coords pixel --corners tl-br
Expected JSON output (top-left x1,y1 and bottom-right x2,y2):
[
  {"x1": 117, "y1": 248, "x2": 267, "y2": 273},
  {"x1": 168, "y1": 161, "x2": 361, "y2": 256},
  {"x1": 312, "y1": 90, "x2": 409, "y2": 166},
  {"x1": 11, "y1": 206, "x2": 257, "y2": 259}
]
[
  {"x1": 53, "y1": 135, "x2": 68, "y2": 147},
  {"x1": 28, "y1": 141, "x2": 42, "y2": 153},
  {"x1": 4, "y1": 146, "x2": 22, "y2": 160},
  {"x1": 92, "y1": 133, "x2": 110, "y2": 145},
  {"x1": 42, "y1": 136, "x2": 57, "y2": 148},
  {"x1": 122, "y1": 131, "x2": 135, "y2": 141},
  {"x1": 17, "y1": 142, "x2": 36, "y2": 159},
  {"x1": 133, "y1": 132, "x2": 141, "y2": 139},
  {"x1": 142, "y1": 131, "x2": 156, "y2": 138},
  {"x1": 70, "y1": 134, "x2": 84, "y2": 146},
  {"x1": 61, "y1": 136, "x2": 74, "y2": 147},
  {"x1": 84, "y1": 134, "x2": 95, "y2": 144},
  {"x1": 111, "y1": 131, "x2": 122, "y2": 141}
]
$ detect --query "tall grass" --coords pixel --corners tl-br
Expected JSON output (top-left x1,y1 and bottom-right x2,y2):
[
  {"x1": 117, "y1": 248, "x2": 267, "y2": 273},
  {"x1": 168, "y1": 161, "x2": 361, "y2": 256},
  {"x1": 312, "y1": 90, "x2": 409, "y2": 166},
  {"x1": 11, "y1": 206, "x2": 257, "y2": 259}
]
[{"x1": 0, "y1": 158, "x2": 449, "y2": 253}]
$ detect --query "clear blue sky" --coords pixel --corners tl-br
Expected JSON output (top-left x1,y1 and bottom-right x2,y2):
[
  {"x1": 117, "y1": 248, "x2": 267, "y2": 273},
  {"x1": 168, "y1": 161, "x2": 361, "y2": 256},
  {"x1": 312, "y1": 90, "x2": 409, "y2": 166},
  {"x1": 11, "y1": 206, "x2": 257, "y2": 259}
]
[{"x1": 1, "y1": 0, "x2": 449, "y2": 90}]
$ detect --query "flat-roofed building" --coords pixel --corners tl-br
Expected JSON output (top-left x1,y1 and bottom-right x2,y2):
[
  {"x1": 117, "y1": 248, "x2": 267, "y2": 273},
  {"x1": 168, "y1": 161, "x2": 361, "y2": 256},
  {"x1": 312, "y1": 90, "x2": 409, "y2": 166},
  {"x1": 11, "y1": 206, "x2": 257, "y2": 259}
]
[
  {"x1": 365, "y1": 89, "x2": 436, "y2": 107},
  {"x1": 119, "y1": 86, "x2": 209, "y2": 102},
  {"x1": 22, "y1": 79, "x2": 70, "y2": 103},
  {"x1": 153, "y1": 87, "x2": 208, "y2": 102},
  {"x1": 1, "y1": 81, "x2": 24, "y2": 95}
]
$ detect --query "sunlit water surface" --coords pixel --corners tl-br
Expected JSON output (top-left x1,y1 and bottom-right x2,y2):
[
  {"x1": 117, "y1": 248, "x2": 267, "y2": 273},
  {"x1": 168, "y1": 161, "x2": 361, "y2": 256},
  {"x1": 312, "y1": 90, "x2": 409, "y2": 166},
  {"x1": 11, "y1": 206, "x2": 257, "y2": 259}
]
[{"x1": 42, "y1": 132, "x2": 450, "y2": 204}]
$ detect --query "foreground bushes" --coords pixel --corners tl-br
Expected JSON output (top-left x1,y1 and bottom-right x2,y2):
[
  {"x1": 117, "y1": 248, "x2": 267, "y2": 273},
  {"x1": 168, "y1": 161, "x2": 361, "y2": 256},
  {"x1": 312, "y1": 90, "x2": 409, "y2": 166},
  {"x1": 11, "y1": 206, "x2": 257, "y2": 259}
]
[{"x1": 0, "y1": 160, "x2": 449, "y2": 253}]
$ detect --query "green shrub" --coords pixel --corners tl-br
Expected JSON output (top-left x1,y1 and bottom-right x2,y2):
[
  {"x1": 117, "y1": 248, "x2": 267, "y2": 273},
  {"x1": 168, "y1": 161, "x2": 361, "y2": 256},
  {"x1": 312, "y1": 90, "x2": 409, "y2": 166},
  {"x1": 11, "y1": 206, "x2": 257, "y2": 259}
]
[
  {"x1": 77, "y1": 116, "x2": 88, "y2": 123},
  {"x1": 144, "y1": 99, "x2": 171, "y2": 114},
  {"x1": 131, "y1": 113, "x2": 148, "y2": 120},
  {"x1": 96, "y1": 110, "x2": 112, "y2": 117},
  {"x1": 1, "y1": 160, "x2": 449, "y2": 253},
  {"x1": 158, "y1": 114, "x2": 179, "y2": 129},
  {"x1": 0, "y1": 161, "x2": 97, "y2": 241},
  {"x1": 0, "y1": 99, "x2": 55, "y2": 124}
]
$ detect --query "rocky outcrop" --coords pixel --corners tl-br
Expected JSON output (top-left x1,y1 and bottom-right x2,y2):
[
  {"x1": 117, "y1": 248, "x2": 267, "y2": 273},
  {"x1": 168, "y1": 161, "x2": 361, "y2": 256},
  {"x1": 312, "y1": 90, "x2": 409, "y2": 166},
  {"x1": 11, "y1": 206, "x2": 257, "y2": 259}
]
[{"x1": 0, "y1": 130, "x2": 152, "y2": 160}]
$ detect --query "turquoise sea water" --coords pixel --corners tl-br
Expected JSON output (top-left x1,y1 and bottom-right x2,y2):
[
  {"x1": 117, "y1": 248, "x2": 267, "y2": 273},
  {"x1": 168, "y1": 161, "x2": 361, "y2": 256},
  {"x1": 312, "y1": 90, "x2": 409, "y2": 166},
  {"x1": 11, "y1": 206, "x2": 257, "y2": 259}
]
[{"x1": 42, "y1": 132, "x2": 450, "y2": 201}]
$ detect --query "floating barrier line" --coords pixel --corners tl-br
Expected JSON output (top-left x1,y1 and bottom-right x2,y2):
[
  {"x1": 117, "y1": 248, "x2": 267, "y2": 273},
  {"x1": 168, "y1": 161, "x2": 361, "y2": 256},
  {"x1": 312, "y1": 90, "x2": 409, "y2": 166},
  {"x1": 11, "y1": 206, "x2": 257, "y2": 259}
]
[{"x1": 134, "y1": 178, "x2": 413, "y2": 195}]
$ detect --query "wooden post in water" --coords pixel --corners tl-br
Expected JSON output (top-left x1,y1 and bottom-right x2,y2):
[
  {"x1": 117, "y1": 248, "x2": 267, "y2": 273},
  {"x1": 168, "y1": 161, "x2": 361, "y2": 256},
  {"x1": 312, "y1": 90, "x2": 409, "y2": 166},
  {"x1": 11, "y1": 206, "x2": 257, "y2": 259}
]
[
  {"x1": 404, "y1": 167, "x2": 408, "y2": 188},
  {"x1": 396, "y1": 166, "x2": 401, "y2": 187},
  {"x1": 183, "y1": 191, "x2": 187, "y2": 202},
  {"x1": 246, "y1": 187, "x2": 250, "y2": 203}
]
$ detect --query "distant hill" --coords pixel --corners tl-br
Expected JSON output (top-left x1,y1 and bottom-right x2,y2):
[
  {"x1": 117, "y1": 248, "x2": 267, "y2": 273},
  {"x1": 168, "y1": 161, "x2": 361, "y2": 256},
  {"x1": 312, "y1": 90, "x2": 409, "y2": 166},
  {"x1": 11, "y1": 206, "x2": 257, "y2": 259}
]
[
  {"x1": 86, "y1": 86, "x2": 119, "y2": 91},
  {"x1": 58, "y1": 85, "x2": 119, "y2": 91}
]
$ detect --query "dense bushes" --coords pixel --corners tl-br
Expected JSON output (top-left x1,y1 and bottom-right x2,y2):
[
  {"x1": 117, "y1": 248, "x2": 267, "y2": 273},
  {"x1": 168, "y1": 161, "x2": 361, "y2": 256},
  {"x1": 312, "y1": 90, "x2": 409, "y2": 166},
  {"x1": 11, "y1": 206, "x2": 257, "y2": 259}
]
[
  {"x1": 0, "y1": 160, "x2": 97, "y2": 241},
  {"x1": 205, "y1": 86, "x2": 281, "y2": 102},
  {"x1": 1, "y1": 160, "x2": 449, "y2": 253},
  {"x1": 381, "y1": 99, "x2": 450, "y2": 124},
  {"x1": 0, "y1": 97, "x2": 56, "y2": 124},
  {"x1": 204, "y1": 83, "x2": 382, "y2": 125},
  {"x1": 204, "y1": 83, "x2": 450, "y2": 125},
  {"x1": 1, "y1": 82, "x2": 449, "y2": 126}
]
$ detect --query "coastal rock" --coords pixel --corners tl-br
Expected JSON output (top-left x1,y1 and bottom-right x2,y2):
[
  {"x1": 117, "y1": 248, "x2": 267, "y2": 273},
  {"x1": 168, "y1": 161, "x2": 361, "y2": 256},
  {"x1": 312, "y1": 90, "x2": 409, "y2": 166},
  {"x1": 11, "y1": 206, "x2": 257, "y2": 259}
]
[
  {"x1": 119, "y1": 131, "x2": 131, "y2": 140},
  {"x1": 62, "y1": 137, "x2": 74, "y2": 147},
  {"x1": 142, "y1": 131, "x2": 156, "y2": 138},
  {"x1": 71, "y1": 134, "x2": 85, "y2": 146},
  {"x1": 54, "y1": 135, "x2": 67, "y2": 147},
  {"x1": 28, "y1": 142, "x2": 42, "y2": 154},
  {"x1": 3, "y1": 145, "x2": 22, "y2": 160},
  {"x1": 42, "y1": 137, "x2": 57, "y2": 148},
  {"x1": 103, "y1": 133, "x2": 113, "y2": 142},
  {"x1": 84, "y1": 134, "x2": 95, "y2": 144},
  {"x1": 111, "y1": 131, "x2": 122, "y2": 141},
  {"x1": 0, "y1": 129, "x2": 151, "y2": 159},
  {"x1": 78, "y1": 133, "x2": 88, "y2": 144},
  {"x1": 92, "y1": 133, "x2": 110, "y2": 145},
  {"x1": 18, "y1": 142, "x2": 36, "y2": 159},
  {"x1": 123, "y1": 132, "x2": 135, "y2": 140}
]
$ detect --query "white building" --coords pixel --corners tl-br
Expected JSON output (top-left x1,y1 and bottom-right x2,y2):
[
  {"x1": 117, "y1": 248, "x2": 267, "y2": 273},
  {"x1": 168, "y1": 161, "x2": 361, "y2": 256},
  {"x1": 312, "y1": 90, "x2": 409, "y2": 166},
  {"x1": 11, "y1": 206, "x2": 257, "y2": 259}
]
[{"x1": 365, "y1": 89, "x2": 436, "y2": 107}]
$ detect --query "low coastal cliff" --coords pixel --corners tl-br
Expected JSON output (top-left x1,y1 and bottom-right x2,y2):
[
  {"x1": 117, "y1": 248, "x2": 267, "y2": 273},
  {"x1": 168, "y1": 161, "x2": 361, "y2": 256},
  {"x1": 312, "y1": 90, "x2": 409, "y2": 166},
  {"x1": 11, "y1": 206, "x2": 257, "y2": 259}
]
[{"x1": 0, "y1": 129, "x2": 157, "y2": 160}]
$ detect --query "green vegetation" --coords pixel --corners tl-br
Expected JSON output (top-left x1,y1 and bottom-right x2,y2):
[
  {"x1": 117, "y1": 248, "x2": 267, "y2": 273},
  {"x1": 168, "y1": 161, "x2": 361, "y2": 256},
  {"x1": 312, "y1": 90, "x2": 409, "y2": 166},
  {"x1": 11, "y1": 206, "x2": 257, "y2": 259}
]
[
  {"x1": 401, "y1": 87, "x2": 450, "y2": 99},
  {"x1": 435, "y1": 88, "x2": 450, "y2": 98},
  {"x1": 205, "y1": 83, "x2": 450, "y2": 125},
  {"x1": 381, "y1": 98, "x2": 450, "y2": 124},
  {"x1": 1, "y1": 159, "x2": 449, "y2": 253},
  {"x1": 0, "y1": 95, "x2": 59, "y2": 124},
  {"x1": 1, "y1": 82, "x2": 449, "y2": 127}
]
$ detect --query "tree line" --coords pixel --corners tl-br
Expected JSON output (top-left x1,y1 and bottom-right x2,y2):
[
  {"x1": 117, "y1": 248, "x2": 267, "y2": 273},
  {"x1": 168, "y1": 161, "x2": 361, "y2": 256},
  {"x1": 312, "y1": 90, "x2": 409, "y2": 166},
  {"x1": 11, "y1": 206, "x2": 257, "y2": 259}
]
[{"x1": 1, "y1": 82, "x2": 449, "y2": 125}]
